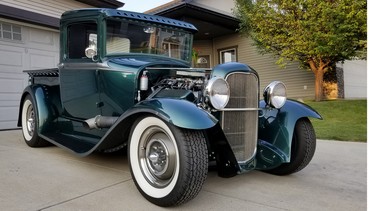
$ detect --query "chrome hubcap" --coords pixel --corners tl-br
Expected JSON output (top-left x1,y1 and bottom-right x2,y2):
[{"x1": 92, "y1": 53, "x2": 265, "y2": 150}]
[
  {"x1": 26, "y1": 105, "x2": 35, "y2": 137},
  {"x1": 139, "y1": 127, "x2": 176, "y2": 188},
  {"x1": 146, "y1": 139, "x2": 169, "y2": 178}
]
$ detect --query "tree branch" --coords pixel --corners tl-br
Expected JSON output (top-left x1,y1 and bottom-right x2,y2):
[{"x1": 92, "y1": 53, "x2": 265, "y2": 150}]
[{"x1": 308, "y1": 58, "x2": 318, "y2": 74}]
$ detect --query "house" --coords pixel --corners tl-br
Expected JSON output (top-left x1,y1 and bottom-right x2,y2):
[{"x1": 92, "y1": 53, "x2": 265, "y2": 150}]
[
  {"x1": 0, "y1": 0, "x2": 124, "y2": 129},
  {"x1": 0, "y1": 0, "x2": 318, "y2": 130},
  {"x1": 146, "y1": 0, "x2": 316, "y2": 99},
  {"x1": 148, "y1": 0, "x2": 368, "y2": 101}
]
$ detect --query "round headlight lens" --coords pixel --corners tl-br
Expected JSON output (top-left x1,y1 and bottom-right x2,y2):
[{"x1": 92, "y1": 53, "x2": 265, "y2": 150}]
[
  {"x1": 263, "y1": 81, "x2": 287, "y2": 109},
  {"x1": 205, "y1": 77, "x2": 230, "y2": 110}
]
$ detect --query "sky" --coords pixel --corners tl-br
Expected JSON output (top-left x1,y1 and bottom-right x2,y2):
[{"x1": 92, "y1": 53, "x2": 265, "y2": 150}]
[{"x1": 118, "y1": 0, "x2": 173, "y2": 13}]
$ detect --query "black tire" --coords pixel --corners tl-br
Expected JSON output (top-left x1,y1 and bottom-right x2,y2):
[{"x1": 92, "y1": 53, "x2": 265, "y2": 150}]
[
  {"x1": 266, "y1": 118, "x2": 316, "y2": 175},
  {"x1": 128, "y1": 116, "x2": 208, "y2": 207},
  {"x1": 21, "y1": 95, "x2": 49, "y2": 147}
]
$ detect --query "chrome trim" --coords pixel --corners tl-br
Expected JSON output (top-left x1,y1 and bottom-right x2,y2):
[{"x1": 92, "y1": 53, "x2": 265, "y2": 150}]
[
  {"x1": 218, "y1": 108, "x2": 261, "y2": 111},
  {"x1": 205, "y1": 77, "x2": 230, "y2": 110},
  {"x1": 221, "y1": 72, "x2": 259, "y2": 164},
  {"x1": 263, "y1": 81, "x2": 287, "y2": 109},
  {"x1": 58, "y1": 62, "x2": 110, "y2": 69},
  {"x1": 145, "y1": 67, "x2": 212, "y2": 71}
]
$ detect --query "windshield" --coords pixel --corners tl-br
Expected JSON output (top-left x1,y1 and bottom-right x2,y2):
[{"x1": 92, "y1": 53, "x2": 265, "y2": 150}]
[{"x1": 105, "y1": 19, "x2": 193, "y2": 62}]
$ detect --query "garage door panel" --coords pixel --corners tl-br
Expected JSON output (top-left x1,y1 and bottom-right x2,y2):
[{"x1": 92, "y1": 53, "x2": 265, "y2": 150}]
[
  {"x1": 0, "y1": 98, "x2": 20, "y2": 113},
  {"x1": 27, "y1": 28, "x2": 59, "y2": 51},
  {"x1": 0, "y1": 77, "x2": 24, "y2": 93},
  {"x1": 0, "y1": 93, "x2": 21, "y2": 107},
  {"x1": 0, "y1": 79, "x2": 24, "y2": 129},
  {"x1": 0, "y1": 49, "x2": 23, "y2": 68},
  {"x1": 0, "y1": 23, "x2": 59, "y2": 129},
  {"x1": 0, "y1": 120, "x2": 18, "y2": 130},
  {"x1": 29, "y1": 28, "x2": 54, "y2": 45},
  {"x1": 0, "y1": 77, "x2": 23, "y2": 123},
  {"x1": 0, "y1": 107, "x2": 18, "y2": 128},
  {"x1": 28, "y1": 49, "x2": 58, "y2": 69}
]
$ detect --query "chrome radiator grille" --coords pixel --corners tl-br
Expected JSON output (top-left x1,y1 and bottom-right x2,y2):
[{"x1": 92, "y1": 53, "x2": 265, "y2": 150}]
[{"x1": 221, "y1": 72, "x2": 259, "y2": 162}]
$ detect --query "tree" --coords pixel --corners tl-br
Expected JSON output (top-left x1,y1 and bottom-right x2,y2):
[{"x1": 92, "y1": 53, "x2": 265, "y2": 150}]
[{"x1": 234, "y1": 0, "x2": 367, "y2": 101}]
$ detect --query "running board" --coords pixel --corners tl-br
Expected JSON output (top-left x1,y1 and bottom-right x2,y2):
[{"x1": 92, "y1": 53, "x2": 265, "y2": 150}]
[{"x1": 40, "y1": 132, "x2": 99, "y2": 155}]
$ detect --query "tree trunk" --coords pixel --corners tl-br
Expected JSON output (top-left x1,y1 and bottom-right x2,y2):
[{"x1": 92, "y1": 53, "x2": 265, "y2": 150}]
[
  {"x1": 308, "y1": 58, "x2": 329, "y2": 102},
  {"x1": 314, "y1": 68, "x2": 324, "y2": 101}
]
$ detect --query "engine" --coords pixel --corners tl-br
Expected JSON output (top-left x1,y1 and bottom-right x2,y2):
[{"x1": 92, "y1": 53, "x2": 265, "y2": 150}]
[
  {"x1": 138, "y1": 68, "x2": 218, "y2": 110},
  {"x1": 151, "y1": 70, "x2": 206, "y2": 94},
  {"x1": 138, "y1": 67, "x2": 230, "y2": 112}
]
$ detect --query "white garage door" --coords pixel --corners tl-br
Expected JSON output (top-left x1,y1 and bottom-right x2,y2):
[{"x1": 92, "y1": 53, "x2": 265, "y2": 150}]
[
  {"x1": 0, "y1": 20, "x2": 59, "y2": 129},
  {"x1": 342, "y1": 60, "x2": 367, "y2": 99}
]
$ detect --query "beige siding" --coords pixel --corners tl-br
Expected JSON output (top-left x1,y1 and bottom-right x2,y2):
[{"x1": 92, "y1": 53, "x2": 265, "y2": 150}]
[
  {"x1": 192, "y1": 40, "x2": 214, "y2": 67},
  {"x1": 195, "y1": 0, "x2": 235, "y2": 16},
  {"x1": 212, "y1": 34, "x2": 315, "y2": 99},
  {"x1": 0, "y1": 0, "x2": 94, "y2": 18}
]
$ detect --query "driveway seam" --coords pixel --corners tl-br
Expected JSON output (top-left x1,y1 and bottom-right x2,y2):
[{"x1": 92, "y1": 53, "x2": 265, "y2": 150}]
[
  {"x1": 37, "y1": 179, "x2": 132, "y2": 210},
  {"x1": 202, "y1": 189, "x2": 289, "y2": 210}
]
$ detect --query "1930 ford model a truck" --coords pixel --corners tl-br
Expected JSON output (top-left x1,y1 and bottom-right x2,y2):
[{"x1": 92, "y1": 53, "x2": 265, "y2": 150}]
[{"x1": 18, "y1": 8, "x2": 322, "y2": 207}]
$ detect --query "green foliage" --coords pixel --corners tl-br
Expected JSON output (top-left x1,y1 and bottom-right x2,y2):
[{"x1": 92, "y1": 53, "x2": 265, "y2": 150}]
[
  {"x1": 305, "y1": 100, "x2": 367, "y2": 142},
  {"x1": 234, "y1": 0, "x2": 367, "y2": 68}
]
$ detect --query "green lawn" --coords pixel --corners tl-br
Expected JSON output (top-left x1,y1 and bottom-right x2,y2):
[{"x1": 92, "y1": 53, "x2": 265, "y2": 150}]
[{"x1": 304, "y1": 99, "x2": 367, "y2": 142}]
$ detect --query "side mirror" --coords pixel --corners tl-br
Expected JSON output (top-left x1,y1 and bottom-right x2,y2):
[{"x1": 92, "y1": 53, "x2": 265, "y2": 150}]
[
  {"x1": 85, "y1": 45, "x2": 97, "y2": 59},
  {"x1": 85, "y1": 34, "x2": 97, "y2": 60}
]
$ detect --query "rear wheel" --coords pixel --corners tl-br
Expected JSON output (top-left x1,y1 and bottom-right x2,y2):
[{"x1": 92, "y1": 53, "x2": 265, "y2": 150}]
[
  {"x1": 21, "y1": 95, "x2": 48, "y2": 147},
  {"x1": 266, "y1": 118, "x2": 316, "y2": 175},
  {"x1": 128, "y1": 116, "x2": 208, "y2": 207}
]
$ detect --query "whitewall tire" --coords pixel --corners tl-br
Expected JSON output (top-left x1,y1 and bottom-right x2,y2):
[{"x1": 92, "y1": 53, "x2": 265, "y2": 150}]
[{"x1": 128, "y1": 115, "x2": 208, "y2": 206}]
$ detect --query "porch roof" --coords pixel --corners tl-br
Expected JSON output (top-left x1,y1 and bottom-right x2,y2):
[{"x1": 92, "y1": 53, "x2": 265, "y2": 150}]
[{"x1": 146, "y1": 1, "x2": 240, "y2": 40}]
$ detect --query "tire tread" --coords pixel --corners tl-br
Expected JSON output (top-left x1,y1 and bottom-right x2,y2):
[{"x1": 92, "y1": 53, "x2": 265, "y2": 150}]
[
  {"x1": 174, "y1": 129, "x2": 208, "y2": 205},
  {"x1": 265, "y1": 118, "x2": 316, "y2": 175}
]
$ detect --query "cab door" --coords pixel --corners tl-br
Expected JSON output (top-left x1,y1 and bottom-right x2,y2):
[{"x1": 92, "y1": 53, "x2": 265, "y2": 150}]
[{"x1": 59, "y1": 21, "x2": 101, "y2": 120}]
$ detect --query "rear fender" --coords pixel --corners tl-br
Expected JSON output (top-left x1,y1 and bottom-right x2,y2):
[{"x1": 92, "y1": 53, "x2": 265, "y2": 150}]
[
  {"x1": 17, "y1": 85, "x2": 61, "y2": 134},
  {"x1": 258, "y1": 99, "x2": 322, "y2": 162}
]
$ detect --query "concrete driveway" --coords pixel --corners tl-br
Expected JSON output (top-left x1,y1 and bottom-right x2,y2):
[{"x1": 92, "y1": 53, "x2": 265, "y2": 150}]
[{"x1": 0, "y1": 130, "x2": 366, "y2": 211}]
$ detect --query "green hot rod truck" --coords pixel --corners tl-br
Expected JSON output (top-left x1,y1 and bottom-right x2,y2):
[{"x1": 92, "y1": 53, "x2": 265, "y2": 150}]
[{"x1": 18, "y1": 9, "x2": 322, "y2": 207}]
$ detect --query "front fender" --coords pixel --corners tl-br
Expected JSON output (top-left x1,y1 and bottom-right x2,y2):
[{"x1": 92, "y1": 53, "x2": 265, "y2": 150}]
[
  {"x1": 258, "y1": 99, "x2": 322, "y2": 162},
  {"x1": 94, "y1": 98, "x2": 218, "y2": 152},
  {"x1": 129, "y1": 98, "x2": 218, "y2": 129}
]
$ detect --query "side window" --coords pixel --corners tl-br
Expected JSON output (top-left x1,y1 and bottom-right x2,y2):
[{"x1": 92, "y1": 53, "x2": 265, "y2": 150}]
[
  {"x1": 106, "y1": 20, "x2": 131, "y2": 55},
  {"x1": 219, "y1": 47, "x2": 237, "y2": 64},
  {"x1": 67, "y1": 22, "x2": 97, "y2": 59}
]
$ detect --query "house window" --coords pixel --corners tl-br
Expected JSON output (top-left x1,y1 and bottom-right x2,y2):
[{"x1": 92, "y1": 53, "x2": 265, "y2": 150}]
[
  {"x1": 0, "y1": 22, "x2": 22, "y2": 41},
  {"x1": 219, "y1": 47, "x2": 237, "y2": 64},
  {"x1": 195, "y1": 55, "x2": 210, "y2": 68}
]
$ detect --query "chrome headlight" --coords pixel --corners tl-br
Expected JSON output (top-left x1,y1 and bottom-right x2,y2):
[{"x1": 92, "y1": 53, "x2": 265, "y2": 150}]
[
  {"x1": 263, "y1": 81, "x2": 287, "y2": 109},
  {"x1": 205, "y1": 77, "x2": 230, "y2": 110}
]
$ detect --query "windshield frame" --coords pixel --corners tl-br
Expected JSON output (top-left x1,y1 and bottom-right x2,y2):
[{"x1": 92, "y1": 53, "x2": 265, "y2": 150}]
[{"x1": 104, "y1": 17, "x2": 194, "y2": 63}]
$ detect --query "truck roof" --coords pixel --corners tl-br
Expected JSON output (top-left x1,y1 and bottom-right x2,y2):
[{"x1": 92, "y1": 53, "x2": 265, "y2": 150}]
[{"x1": 61, "y1": 8, "x2": 198, "y2": 32}]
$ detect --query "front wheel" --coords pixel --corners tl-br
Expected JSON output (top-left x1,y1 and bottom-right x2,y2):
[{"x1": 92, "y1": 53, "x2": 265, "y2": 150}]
[
  {"x1": 128, "y1": 116, "x2": 208, "y2": 207},
  {"x1": 265, "y1": 118, "x2": 316, "y2": 175}
]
